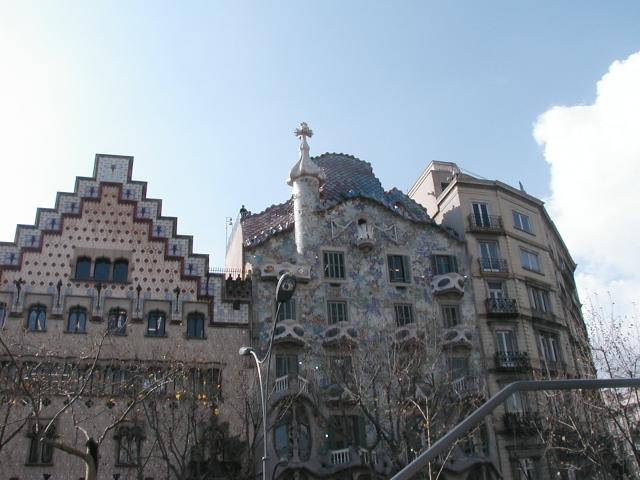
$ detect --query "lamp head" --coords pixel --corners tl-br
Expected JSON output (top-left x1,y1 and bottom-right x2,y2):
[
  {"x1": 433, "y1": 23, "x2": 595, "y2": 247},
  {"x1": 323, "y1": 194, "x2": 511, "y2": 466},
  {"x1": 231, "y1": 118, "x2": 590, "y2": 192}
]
[
  {"x1": 276, "y1": 272, "x2": 297, "y2": 303},
  {"x1": 238, "y1": 346, "x2": 254, "y2": 356}
]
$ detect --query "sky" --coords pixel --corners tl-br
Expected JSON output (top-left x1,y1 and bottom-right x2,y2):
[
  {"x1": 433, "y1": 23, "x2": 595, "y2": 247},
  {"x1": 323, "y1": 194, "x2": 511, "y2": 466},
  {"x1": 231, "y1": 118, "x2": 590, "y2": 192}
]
[{"x1": 1, "y1": 1, "x2": 639, "y2": 317}]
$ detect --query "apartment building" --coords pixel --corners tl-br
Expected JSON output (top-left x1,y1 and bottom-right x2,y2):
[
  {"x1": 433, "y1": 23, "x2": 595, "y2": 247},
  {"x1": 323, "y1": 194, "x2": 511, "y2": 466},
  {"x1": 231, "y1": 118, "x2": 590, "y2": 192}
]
[{"x1": 409, "y1": 161, "x2": 594, "y2": 479}]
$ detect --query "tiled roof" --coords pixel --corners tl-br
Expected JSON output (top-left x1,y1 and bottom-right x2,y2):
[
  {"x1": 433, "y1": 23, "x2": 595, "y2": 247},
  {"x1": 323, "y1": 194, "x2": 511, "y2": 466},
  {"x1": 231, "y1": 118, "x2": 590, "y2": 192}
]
[{"x1": 241, "y1": 153, "x2": 432, "y2": 247}]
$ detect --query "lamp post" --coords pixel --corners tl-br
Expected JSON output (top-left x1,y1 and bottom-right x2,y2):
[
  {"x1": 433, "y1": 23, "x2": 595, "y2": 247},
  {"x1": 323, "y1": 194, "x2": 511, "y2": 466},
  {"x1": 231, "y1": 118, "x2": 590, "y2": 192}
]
[{"x1": 239, "y1": 272, "x2": 297, "y2": 480}]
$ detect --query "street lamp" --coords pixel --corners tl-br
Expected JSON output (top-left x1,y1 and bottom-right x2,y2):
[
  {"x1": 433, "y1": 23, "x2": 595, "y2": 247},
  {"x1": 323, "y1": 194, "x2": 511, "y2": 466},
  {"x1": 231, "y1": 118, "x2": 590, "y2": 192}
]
[{"x1": 239, "y1": 272, "x2": 297, "y2": 480}]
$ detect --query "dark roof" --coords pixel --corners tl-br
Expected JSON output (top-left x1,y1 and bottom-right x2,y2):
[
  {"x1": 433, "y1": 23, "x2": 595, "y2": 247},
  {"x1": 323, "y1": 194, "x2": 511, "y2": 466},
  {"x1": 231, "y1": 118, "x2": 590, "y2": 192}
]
[{"x1": 241, "y1": 153, "x2": 432, "y2": 247}]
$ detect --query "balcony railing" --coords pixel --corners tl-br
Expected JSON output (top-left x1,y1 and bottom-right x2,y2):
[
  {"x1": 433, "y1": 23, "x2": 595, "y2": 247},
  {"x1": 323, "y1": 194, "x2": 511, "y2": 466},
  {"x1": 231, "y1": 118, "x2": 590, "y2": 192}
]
[
  {"x1": 478, "y1": 258, "x2": 509, "y2": 274},
  {"x1": 468, "y1": 214, "x2": 504, "y2": 233},
  {"x1": 485, "y1": 297, "x2": 518, "y2": 316},
  {"x1": 272, "y1": 375, "x2": 310, "y2": 396},
  {"x1": 494, "y1": 351, "x2": 531, "y2": 371},
  {"x1": 330, "y1": 447, "x2": 351, "y2": 465},
  {"x1": 503, "y1": 412, "x2": 542, "y2": 434}
]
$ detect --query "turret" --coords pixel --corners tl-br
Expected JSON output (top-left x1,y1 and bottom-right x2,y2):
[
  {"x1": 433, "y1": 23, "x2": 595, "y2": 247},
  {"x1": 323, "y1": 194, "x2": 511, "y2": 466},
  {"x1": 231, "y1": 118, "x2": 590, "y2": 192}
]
[{"x1": 287, "y1": 122, "x2": 325, "y2": 256}]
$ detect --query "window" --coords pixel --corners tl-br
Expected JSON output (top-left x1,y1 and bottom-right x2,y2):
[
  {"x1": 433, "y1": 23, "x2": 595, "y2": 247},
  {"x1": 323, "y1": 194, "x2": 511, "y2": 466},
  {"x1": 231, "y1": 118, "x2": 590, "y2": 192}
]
[
  {"x1": 496, "y1": 330, "x2": 516, "y2": 354},
  {"x1": 537, "y1": 331, "x2": 562, "y2": 364},
  {"x1": 505, "y1": 391, "x2": 526, "y2": 413},
  {"x1": 93, "y1": 257, "x2": 111, "y2": 282},
  {"x1": 449, "y1": 356, "x2": 469, "y2": 380},
  {"x1": 113, "y1": 259, "x2": 129, "y2": 283},
  {"x1": 276, "y1": 299, "x2": 296, "y2": 322},
  {"x1": 66, "y1": 307, "x2": 87, "y2": 333},
  {"x1": 329, "y1": 356, "x2": 353, "y2": 385},
  {"x1": 115, "y1": 425, "x2": 143, "y2": 466},
  {"x1": 388, "y1": 255, "x2": 411, "y2": 283},
  {"x1": 75, "y1": 256, "x2": 92, "y2": 280},
  {"x1": 27, "y1": 305, "x2": 46, "y2": 332},
  {"x1": 528, "y1": 287, "x2": 551, "y2": 313},
  {"x1": 513, "y1": 211, "x2": 533, "y2": 234},
  {"x1": 520, "y1": 249, "x2": 541, "y2": 273},
  {"x1": 472, "y1": 202, "x2": 491, "y2": 227},
  {"x1": 107, "y1": 308, "x2": 127, "y2": 335},
  {"x1": 146, "y1": 310, "x2": 166, "y2": 337},
  {"x1": 274, "y1": 423, "x2": 291, "y2": 459},
  {"x1": 327, "y1": 301, "x2": 348, "y2": 324},
  {"x1": 187, "y1": 368, "x2": 220, "y2": 399},
  {"x1": 487, "y1": 281, "x2": 505, "y2": 299},
  {"x1": 27, "y1": 422, "x2": 55, "y2": 465},
  {"x1": 432, "y1": 255, "x2": 459, "y2": 275},
  {"x1": 186, "y1": 312, "x2": 205, "y2": 338},
  {"x1": 394, "y1": 303, "x2": 414, "y2": 327},
  {"x1": 107, "y1": 367, "x2": 133, "y2": 396},
  {"x1": 276, "y1": 354, "x2": 299, "y2": 378},
  {"x1": 323, "y1": 251, "x2": 345, "y2": 279},
  {"x1": 0, "y1": 302, "x2": 6, "y2": 328},
  {"x1": 441, "y1": 305, "x2": 461, "y2": 328},
  {"x1": 478, "y1": 241, "x2": 501, "y2": 271},
  {"x1": 327, "y1": 415, "x2": 366, "y2": 450},
  {"x1": 515, "y1": 457, "x2": 537, "y2": 480}
]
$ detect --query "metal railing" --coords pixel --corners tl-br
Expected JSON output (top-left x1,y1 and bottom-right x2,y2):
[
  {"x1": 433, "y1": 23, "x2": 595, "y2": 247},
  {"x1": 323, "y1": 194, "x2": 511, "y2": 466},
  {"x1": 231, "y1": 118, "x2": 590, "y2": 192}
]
[
  {"x1": 485, "y1": 297, "x2": 518, "y2": 315},
  {"x1": 494, "y1": 351, "x2": 531, "y2": 371},
  {"x1": 468, "y1": 214, "x2": 504, "y2": 232},
  {"x1": 391, "y1": 378, "x2": 640, "y2": 480},
  {"x1": 478, "y1": 258, "x2": 509, "y2": 273}
]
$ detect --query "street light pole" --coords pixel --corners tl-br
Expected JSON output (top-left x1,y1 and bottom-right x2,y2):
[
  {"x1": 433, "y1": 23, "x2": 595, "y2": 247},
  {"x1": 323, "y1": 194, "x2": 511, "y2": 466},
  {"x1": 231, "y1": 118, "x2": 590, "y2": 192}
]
[{"x1": 239, "y1": 272, "x2": 297, "y2": 480}]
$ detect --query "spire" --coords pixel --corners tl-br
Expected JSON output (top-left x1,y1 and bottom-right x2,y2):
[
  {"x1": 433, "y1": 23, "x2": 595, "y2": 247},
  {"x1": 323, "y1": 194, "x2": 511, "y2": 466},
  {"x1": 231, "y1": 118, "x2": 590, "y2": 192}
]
[{"x1": 287, "y1": 122, "x2": 325, "y2": 186}]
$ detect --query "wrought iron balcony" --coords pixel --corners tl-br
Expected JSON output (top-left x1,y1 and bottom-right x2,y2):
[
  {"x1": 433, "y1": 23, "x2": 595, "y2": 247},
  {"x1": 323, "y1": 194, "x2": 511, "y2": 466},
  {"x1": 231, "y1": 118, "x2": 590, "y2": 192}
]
[
  {"x1": 494, "y1": 351, "x2": 531, "y2": 372},
  {"x1": 503, "y1": 411, "x2": 542, "y2": 434},
  {"x1": 485, "y1": 297, "x2": 518, "y2": 316},
  {"x1": 478, "y1": 258, "x2": 509, "y2": 274},
  {"x1": 468, "y1": 214, "x2": 504, "y2": 233}
]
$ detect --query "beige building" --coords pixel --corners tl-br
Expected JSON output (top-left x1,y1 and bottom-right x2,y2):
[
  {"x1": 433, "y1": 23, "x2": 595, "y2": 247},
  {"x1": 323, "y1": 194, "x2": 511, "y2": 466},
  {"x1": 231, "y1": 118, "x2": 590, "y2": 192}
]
[
  {"x1": 409, "y1": 161, "x2": 594, "y2": 479},
  {"x1": 0, "y1": 154, "x2": 250, "y2": 479}
]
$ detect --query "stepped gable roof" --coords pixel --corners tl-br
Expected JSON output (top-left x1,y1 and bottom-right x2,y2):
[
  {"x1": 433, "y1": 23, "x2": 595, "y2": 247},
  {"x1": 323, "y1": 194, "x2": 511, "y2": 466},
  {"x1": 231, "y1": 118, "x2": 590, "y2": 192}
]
[{"x1": 241, "y1": 153, "x2": 432, "y2": 247}]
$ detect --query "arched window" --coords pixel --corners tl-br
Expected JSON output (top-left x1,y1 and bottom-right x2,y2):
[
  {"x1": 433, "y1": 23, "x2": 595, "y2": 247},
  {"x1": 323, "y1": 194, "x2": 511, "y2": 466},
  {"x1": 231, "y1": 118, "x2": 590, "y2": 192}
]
[
  {"x1": 75, "y1": 256, "x2": 92, "y2": 280},
  {"x1": 115, "y1": 425, "x2": 143, "y2": 466},
  {"x1": 113, "y1": 259, "x2": 129, "y2": 283},
  {"x1": 108, "y1": 308, "x2": 127, "y2": 335},
  {"x1": 27, "y1": 305, "x2": 47, "y2": 332},
  {"x1": 27, "y1": 422, "x2": 55, "y2": 465},
  {"x1": 146, "y1": 310, "x2": 166, "y2": 337},
  {"x1": 94, "y1": 258, "x2": 111, "y2": 282},
  {"x1": 186, "y1": 312, "x2": 205, "y2": 338},
  {"x1": 67, "y1": 306, "x2": 87, "y2": 333},
  {"x1": 0, "y1": 302, "x2": 6, "y2": 328}
]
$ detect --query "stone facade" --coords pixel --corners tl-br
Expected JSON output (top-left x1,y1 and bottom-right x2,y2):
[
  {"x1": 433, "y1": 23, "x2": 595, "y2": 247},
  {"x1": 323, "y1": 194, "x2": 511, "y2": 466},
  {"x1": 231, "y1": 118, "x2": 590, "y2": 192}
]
[
  {"x1": 0, "y1": 154, "x2": 249, "y2": 479},
  {"x1": 227, "y1": 137, "x2": 496, "y2": 479}
]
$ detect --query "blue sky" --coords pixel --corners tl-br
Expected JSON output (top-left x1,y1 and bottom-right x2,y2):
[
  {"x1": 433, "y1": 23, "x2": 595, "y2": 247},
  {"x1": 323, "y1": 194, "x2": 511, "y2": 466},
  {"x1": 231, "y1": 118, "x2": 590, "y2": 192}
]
[{"x1": 1, "y1": 1, "x2": 639, "y2": 274}]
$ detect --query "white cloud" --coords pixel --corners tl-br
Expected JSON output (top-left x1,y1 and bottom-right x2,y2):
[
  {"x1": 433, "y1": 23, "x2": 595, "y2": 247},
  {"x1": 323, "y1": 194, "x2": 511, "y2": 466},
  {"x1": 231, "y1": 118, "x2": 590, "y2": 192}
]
[{"x1": 534, "y1": 51, "x2": 640, "y2": 320}]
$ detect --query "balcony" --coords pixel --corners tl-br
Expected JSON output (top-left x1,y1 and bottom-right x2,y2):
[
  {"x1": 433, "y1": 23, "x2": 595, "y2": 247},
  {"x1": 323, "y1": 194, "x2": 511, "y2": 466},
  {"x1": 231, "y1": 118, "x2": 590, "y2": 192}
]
[
  {"x1": 468, "y1": 214, "x2": 504, "y2": 233},
  {"x1": 503, "y1": 412, "x2": 542, "y2": 434},
  {"x1": 450, "y1": 376, "x2": 483, "y2": 400},
  {"x1": 328, "y1": 447, "x2": 379, "y2": 467},
  {"x1": 478, "y1": 258, "x2": 509, "y2": 275},
  {"x1": 271, "y1": 374, "x2": 313, "y2": 405},
  {"x1": 494, "y1": 351, "x2": 531, "y2": 372},
  {"x1": 485, "y1": 298, "x2": 518, "y2": 317}
]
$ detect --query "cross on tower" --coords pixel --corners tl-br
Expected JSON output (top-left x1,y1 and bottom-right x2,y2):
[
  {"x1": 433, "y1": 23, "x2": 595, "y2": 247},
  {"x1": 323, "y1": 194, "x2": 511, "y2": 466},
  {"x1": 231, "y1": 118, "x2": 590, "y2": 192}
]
[
  {"x1": 140, "y1": 207, "x2": 147, "y2": 217},
  {"x1": 88, "y1": 186, "x2": 96, "y2": 197},
  {"x1": 110, "y1": 163, "x2": 116, "y2": 173},
  {"x1": 8, "y1": 252, "x2": 16, "y2": 264},
  {"x1": 29, "y1": 235, "x2": 37, "y2": 246},
  {"x1": 69, "y1": 202, "x2": 78, "y2": 213},
  {"x1": 171, "y1": 244, "x2": 178, "y2": 255},
  {"x1": 48, "y1": 218, "x2": 57, "y2": 229},
  {"x1": 155, "y1": 225, "x2": 162, "y2": 236},
  {"x1": 187, "y1": 263, "x2": 194, "y2": 274},
  {"x1": 124, "y1": 189, "x2": 132, "y2": 199}
]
